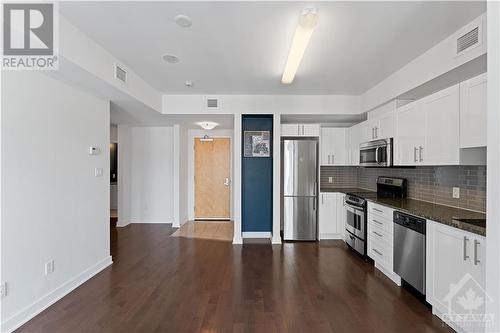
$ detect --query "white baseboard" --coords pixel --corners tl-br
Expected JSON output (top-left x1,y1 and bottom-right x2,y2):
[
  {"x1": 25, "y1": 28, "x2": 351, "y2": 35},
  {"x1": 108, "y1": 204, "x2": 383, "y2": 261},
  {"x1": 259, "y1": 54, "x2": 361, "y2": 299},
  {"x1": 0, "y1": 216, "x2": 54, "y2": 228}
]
[
  {"x1": 271, "y1": 235, "x2": 282, "y2": 244},
  {"x1": 319, "y1": 233, "x2": 343, "y2": 240},
  {"x1": 130, "y1": 219, "x2": 172, "y2": 224},
  {"x1": 1, "y1": 256, "x2": 113, "y2": 333},
  {"x1": 374, "y1": 261, "x2": 402, "y2": 286},
  {"x1": 242, "y1": 232, "x2": 272, "y2": 239},
  {"x1": 232, "y1": 236, "x2": 243, "y2": 244},
  {"x1": 116, "y1": 219, "x2": 130, "y2": 227}
]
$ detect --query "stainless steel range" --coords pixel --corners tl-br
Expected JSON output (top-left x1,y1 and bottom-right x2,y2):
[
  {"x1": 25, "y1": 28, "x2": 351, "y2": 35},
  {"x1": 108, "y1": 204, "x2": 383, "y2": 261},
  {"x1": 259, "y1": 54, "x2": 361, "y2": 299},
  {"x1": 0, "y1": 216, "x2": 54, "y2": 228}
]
[{"x1": 344, "y1": 177, "x2": 407, "y2": 257}]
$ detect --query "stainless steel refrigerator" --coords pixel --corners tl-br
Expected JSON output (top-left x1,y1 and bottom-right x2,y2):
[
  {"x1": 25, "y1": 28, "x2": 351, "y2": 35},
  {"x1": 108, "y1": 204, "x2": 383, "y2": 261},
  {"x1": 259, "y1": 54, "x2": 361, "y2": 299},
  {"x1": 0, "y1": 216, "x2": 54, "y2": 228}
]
[{"x1": 281, "y1": 138, "x2": 318, "y2": 241}]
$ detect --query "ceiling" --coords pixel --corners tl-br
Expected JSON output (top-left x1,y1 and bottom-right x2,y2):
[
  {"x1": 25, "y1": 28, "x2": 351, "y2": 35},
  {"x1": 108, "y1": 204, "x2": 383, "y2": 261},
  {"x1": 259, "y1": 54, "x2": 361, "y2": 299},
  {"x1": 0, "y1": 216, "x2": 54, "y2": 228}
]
[
  {"x1": 60, "y1": 1, "x2": 485, "y2": 96},
  {"x1": 110, "y1": 102, "x2": 235, "y2": 128}
]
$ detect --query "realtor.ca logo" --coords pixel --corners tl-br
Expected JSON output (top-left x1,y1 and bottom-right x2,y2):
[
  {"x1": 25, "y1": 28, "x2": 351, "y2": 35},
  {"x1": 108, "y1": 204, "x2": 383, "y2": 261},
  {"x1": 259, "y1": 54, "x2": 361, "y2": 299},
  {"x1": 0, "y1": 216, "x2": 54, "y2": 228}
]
[{"x1": 2, "y1": 2, "x2": 58, "y2": 70}]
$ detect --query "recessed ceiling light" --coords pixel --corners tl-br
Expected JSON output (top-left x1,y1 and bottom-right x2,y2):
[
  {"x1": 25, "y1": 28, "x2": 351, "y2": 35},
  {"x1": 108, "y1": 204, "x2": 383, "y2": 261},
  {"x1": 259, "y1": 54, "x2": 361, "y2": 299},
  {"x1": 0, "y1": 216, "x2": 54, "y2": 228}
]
[
  {"x1": 175, "y1": 14, "x2": 192, "y2": 28},
  {"x1": 196, "y1": 121, "x2": 218, "y2": 130},
  {"x1": 162, "y1": 54, "x2": 180, "y2": 63},
  {"x1": 282, "y1": 8, "x2": 319, "y2": 84},
  {"x1": 185, "y1": 80, "x2": 193, "y2": 87}
]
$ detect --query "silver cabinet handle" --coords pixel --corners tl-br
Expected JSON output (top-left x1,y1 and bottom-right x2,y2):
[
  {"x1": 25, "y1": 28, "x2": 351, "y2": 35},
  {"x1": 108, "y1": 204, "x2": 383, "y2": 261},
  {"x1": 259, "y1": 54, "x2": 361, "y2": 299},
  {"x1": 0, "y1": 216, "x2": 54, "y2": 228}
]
[
  {"x1": 474, "y1": 239, "x2": 480, "y2": 265},
  {"x1": 302, "y1": 125, "x2": 305, "y2": 135},
  {"x1": 321, "y1": 194, "x2": 324, "y2": 205},
  {"x1": 372, "y1": 219, "x2": 383, "y2": 225},
  {"x1": 372, "y1": 127, "x2": 375, "y2": 139},
  {"x1": 372, "y1": 208, "x2": 383, "y2": 213},
  {"x1": 419, "y1": 146, "x2": 423, "y2": 162},
  {"x1": 332, "y1": 154, "x2": 335, "y2": 164},
  {"x1": 297, "y1": 124, "x2": 300, "y2": 136},
  {"x1": 373, "y1": 231, "x2": 383, "y2": 237},
  {"x1": 372, "y1": 248, "x2": 383, "y2": 256},
  {"x1": 414, "y1": 146, "x2": 418, "y2": 162},
  {"x1": 463, "y1": 236, "x2": 469, "y2": 261},
  {"x1": 313, "y1": 197, "x2": 316, "y2": 210}
]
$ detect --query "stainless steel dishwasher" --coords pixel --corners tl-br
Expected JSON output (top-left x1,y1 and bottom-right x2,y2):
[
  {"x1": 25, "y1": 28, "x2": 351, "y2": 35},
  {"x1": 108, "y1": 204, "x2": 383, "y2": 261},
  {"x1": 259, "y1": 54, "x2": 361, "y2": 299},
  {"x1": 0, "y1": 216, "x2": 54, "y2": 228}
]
[{"x1": 393, "y1": 211, "x2": 426, "y2": 294}]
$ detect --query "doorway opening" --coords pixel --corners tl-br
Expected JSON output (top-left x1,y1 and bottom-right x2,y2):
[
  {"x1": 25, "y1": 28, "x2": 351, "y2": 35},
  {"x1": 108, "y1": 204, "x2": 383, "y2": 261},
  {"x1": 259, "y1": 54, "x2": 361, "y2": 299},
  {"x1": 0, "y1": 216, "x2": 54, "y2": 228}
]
[
  {"x1": 194, "y1": 137, "x2": 231, "y2": 221},
  {"x1": 110, "y1": 142, "x2": 118, "y2": 227}
]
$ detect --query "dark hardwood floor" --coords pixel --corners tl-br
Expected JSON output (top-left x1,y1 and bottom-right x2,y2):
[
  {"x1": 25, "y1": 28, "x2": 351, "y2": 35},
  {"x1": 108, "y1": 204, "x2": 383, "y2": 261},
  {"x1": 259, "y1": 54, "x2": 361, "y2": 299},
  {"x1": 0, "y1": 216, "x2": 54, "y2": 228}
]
[{"x1": 17, "y1": 224, "x2": 452, "y2": 332}]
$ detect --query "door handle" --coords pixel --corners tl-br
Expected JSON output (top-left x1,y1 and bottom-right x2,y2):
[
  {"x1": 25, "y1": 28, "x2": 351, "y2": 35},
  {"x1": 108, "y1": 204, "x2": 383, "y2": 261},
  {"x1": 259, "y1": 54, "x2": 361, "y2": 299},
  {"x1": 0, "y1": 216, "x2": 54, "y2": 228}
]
[
  {"x1": 419, "y1": 146, "x2": 423, "y2": 162},
  {"x1": 463, "y1": 236, "x2": 469, "y2": 261},
  {"x1": 224, "y1": 178, "x2": 230, "y2": 186},
  {"x1": 414, "y1": 147, "x2": 418, "y2": 162},
  {"x1": 474, "y1": 239, "x2": 480, "y2": 265}
]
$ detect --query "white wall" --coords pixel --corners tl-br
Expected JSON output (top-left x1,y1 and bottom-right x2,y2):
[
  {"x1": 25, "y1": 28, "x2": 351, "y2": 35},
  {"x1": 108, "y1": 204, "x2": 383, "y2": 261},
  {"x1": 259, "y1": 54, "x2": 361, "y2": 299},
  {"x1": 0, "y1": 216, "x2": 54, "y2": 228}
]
[
  {"x1": 129, "y1": 127, "x2": 174, "y2": 223},
  {"x1": 486, "y1": 2, "x2": 500, "y2": 331},
  {"x1": 178, "y1": 125, "x2": 189, "y2": 225},
  {"x1": 1, "y1": 71, "x2": 112, "y2": 332},
  {"x1": 187, "y1": 129, "x2": 234, "y2": 221}
]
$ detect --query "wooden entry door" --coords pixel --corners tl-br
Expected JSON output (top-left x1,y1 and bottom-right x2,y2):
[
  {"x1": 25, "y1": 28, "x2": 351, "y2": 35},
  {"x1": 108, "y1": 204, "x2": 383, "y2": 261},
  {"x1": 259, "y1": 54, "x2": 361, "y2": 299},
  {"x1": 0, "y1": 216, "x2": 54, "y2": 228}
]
[{"x1": 194, "y1": 138, "x2": 230, "y2": 219}]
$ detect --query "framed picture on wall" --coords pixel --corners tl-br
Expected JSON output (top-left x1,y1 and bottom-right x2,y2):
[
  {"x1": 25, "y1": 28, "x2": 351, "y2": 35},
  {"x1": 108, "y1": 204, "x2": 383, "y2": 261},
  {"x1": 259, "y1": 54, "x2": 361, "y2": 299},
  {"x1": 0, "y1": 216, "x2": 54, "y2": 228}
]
[{"x1": 244, "y1": 131, "x2": 271, "y2": 157}]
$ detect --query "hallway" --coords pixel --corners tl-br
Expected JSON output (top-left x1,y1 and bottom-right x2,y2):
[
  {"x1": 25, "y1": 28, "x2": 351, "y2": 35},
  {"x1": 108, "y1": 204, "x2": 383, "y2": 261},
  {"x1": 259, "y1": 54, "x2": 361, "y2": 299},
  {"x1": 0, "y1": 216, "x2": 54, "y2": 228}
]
[{"x1": 16, "y1": 224, "x2": 451, "y2": 332}]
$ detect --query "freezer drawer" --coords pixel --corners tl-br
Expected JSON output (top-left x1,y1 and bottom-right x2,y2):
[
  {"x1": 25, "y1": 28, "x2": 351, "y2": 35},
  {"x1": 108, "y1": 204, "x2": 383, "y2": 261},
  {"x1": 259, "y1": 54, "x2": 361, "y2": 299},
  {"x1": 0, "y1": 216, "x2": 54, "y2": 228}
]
[
  {"x1": 283, "y1": 196, "x2": 317, "y2": 240},
  {"x1": 282, "y1": 139, "x2": 318, "y2": 197},
  {"x1": 345, "y1": 230, "x2": 365, "y2": 255}
]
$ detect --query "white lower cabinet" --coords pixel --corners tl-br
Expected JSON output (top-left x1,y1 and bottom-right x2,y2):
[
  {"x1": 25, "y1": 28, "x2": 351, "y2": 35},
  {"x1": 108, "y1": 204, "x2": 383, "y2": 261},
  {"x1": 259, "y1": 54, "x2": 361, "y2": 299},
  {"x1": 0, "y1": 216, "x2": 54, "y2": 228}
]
[
  {"x1": 318, "y1": 192, "x2": 345, "y2": 239},
  {"x1": 426, "y1": 220, "x2": 487, "y2": 333},
  {"x1": 367, "y1": 202, "x2": 401, "y2": 285}
]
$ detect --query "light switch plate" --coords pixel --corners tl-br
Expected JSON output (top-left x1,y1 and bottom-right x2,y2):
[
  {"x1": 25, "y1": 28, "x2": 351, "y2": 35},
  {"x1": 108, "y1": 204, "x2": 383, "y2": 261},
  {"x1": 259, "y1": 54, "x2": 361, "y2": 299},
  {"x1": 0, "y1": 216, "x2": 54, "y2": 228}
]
[
  {"x1": 328, "y1": 177, "x2": 333, "y2": 183},
  {"x1": 453, "y1": 187, "x2": 460, "y2": 199},
  {"x1": 0, "y1": 282, "x2": 7, "y2": 298},
  {"x1": 95, "y1": 168, "x2": 104, "y2": 177}
]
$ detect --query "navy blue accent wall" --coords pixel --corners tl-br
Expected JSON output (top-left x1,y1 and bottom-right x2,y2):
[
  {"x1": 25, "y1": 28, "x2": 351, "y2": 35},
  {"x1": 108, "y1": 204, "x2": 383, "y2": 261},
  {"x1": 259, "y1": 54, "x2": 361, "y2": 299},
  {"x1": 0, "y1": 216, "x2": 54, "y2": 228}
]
[{"x1": 242, "y1": 115, "x2": 273, "y2": 232}]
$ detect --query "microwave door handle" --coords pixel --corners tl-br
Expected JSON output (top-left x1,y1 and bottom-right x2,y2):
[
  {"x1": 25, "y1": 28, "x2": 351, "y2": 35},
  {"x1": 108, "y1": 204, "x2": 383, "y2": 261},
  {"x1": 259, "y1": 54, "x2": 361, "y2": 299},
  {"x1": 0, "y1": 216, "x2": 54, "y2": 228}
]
[{"x1": 375, "y1": 147, "x2": 380, "y2": 164}]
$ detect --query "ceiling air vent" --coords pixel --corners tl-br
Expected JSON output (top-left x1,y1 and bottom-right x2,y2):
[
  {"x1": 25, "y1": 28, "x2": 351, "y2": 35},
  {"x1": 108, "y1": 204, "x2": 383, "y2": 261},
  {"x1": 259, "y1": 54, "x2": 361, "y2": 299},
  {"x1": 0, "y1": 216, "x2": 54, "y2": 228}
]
[
  {"x1": 207, "y1": 98, "x2": 218, "y2": 108},
  {"x1": 457, "y1": 26, "x2": 479, "y2": 55},
  {"x1": 114, "y1": 63, "x2": 128, "y2": 84}
]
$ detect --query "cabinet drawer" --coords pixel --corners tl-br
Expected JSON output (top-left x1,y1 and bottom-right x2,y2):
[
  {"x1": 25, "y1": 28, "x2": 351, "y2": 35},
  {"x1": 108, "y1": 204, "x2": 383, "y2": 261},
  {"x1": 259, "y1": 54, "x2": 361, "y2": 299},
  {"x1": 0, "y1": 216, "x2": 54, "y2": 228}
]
[
  {"x1": 368, "y1": 213, "x2": 393, "y2": 234},
  {"x1": 369, "y1": 237, "x2": 392, "y2": 269},
  {"x1": 368, "y1": 202, "x2": 393, "y2": 220},
  {"x1": 368, "y1": 223, "x2": 392, "y2": 246}
]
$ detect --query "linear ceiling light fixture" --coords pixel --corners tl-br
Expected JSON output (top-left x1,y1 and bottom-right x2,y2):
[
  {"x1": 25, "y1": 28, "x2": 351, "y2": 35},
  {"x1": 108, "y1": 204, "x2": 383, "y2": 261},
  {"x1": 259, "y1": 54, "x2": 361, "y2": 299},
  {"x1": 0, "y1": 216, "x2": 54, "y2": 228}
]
[{"x1": 281, "y1": 7, "x2": 318, "y2": 84}]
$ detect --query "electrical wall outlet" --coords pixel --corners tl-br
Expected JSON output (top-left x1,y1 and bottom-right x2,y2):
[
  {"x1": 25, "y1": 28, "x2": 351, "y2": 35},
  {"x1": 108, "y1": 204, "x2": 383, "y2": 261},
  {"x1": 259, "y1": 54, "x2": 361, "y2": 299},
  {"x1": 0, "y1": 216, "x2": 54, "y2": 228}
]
[
  {"x1": 45, "y1": 260, "x2": 55, "y2": 276},
  {"x1": 453, "y1": 187, "x2": 460, "y2": 199},
  {"x1": 328, "y1": 177, "x2": 333, "y2": 183},
  {"x1": 0, "y1": 282, "x2": 7, "y2": 298}
]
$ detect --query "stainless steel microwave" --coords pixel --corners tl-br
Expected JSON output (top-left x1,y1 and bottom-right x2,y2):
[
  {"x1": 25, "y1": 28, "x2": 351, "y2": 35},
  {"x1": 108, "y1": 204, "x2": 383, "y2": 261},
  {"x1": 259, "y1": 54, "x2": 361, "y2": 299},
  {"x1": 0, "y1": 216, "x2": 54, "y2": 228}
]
[{"x1": 359, "y1": 138, "x2": 393, "y2": 167}]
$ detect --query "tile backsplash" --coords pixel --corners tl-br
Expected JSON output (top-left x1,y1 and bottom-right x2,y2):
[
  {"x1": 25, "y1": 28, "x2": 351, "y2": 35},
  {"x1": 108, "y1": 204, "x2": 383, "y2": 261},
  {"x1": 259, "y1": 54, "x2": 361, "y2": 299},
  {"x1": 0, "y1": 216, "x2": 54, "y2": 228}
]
[{"x1": 320, "y1": 166, "x2": 486, "y2": 213}]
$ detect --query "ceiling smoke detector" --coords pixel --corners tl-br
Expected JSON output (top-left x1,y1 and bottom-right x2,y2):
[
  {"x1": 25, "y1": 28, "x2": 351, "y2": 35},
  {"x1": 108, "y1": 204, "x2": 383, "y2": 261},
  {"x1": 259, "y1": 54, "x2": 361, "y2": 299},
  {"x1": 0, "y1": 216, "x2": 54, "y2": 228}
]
[
  {"x1": 196, "y1": 121, "x2": 219, "y2": 130},
  {"x1": 162, "y1": 54, "x2": 180, "y2": 63},
  {"x1": 175, "y1": 14, "x2": 192, "y2": 28}
]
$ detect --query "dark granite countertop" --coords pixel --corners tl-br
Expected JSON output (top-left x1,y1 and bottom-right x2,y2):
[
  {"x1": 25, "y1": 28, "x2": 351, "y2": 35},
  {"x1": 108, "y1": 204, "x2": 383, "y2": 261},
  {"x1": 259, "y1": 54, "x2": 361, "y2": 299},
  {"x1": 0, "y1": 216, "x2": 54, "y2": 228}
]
[{"x1": 320, "y1": 187, "x2": 486, "y2": 236}]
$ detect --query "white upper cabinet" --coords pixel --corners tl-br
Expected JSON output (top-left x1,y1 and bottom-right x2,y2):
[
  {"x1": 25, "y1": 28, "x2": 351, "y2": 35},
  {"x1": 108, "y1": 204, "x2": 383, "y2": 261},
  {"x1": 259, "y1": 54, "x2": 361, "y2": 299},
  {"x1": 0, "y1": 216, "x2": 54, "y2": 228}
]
[
  {"x1": 348, "y1": 122, "x2": 364, "y2": 166},
  {"x1": 366, "y1": 101, "x2": 397, "y2": 141},
  {"x1": 395, "y1": 84, "x2": 460, "y2": 166},
  {"x1": 460, "y1": 73, "x2": 487, "y2": 148},
  {"x1": 281, "y1": 124, "x2": 320, "y2": 137},
  {"x1": 395, "y1": 101, "x2": 426, "y2": 165},
  {"x1": 422, "y1": 84, "x2": 460, "y2": 165},
  {"x1": 320, "y1": 128, "x2": 348, "y2": 166}
]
